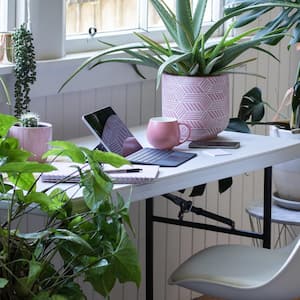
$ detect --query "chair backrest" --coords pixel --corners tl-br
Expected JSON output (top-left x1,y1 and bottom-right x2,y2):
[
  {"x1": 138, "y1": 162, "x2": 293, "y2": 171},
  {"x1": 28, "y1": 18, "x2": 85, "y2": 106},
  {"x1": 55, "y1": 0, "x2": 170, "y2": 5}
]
[{"x1": 262, "y1": 236, "x2": 300, "y2": 298}]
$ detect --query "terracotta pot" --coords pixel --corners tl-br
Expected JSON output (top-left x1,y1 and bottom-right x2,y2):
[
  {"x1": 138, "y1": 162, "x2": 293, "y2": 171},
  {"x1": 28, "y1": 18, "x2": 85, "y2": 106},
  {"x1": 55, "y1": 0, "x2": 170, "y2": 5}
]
[
  {"x1": 270, "y1": 126, "x2": 300, "y2": 202},
  {"x1": 161, "y1": 73, "x2": 230, "y2": 141},
  {"x1": 9, "y1": 122, "x2": 52, "y2": 162}
]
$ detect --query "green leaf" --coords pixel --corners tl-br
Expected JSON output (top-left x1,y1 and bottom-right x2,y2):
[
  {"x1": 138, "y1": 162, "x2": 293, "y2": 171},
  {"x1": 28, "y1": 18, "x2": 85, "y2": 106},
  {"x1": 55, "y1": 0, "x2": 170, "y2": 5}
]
[
  {"x1": 92, "y1": 150, "x2": 129, "y2": 167},
  {"x1": 0, "y1": 161, "x2": 56, "y2": 173},
  {"x1": 25, "y1": 190, "x2": 68, "y2": 215},
  {"x1": 8, "y1": 173, "x2": 36, "y2": 191},
  {"x1": 150, "y1": 0, "x2": 179, "y2": 45},
  {"x1": 0, "y1": 114, "x2": 17, "y2": 137},
  {"x1": 112, "y1": 229, "x2": 141, "y2": 286},
  {"x1": 289, "y1": 23, "x2": 300, "y2": 47},
  {"x1": 176, "y1": 0, "x2": 194, "y2": 50},
  {"x1": 0, "y1": 278, "x2": 8, "y2": 288},
  {"x1": 85, "y1": 260, "x2": 116, "y2": 298},
  {"x1": 55, "y1": 282, "x2": 85, "y2": 300},
  {"x1": 51, "y1": 229, "x2": 94, "y2": 252},
  {"x1": 226, "y1": 118, "x2": 250, "y2": 133},
  {"x1": 58, "y1": 42, "x2": 148, "y2": 92},
  {"x1": 189, "y1": 184, "x2": 206, "y2": 197},
  {"x1": 17, "y1": 230, "x2": 49, "y2": 240},
  {"x1": 116, "y1": 193, "x2": 134, "y2": 234},
  {"x1": 218, "y1": 177, "x2": 233, "y2": 194},
  {"x1": 211, "y1": 33, "x2": 286, "y2": 72},
  {"x1": 44, "y1": 141, "x2": 86, "y2": 163},
  {"x1": 238, "y1": 87, "x2": 265, "y2": 122},
  {"x1": 193, "y1": 0, "x2": 208, "y2": 38},
  {"x1": 156, "y1": 52, "x2": 192, "y2": 88},
  {"x1": 27, "y1": 259, "x2": 43, "y2": 288}
]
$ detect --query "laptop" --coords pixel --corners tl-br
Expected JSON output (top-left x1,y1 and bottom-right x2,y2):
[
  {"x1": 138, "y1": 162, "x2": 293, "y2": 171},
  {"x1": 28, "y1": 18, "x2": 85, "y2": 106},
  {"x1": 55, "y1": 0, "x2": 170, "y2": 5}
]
[{"x1": 82, "y1": 106, "x2": 196, "y2": 167}]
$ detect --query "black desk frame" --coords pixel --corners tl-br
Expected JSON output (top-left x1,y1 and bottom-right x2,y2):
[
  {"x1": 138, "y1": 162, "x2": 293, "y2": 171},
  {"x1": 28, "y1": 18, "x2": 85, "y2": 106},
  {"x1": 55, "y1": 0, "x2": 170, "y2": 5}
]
[{"x1": 145, "y1": 166, "x2": 272, "y2": 300}]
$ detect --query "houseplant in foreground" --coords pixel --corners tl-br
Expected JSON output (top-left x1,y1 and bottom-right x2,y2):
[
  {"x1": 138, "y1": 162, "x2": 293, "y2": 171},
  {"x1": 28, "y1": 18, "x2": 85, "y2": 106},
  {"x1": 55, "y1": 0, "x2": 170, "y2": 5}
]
[
  {"x1": 0, "y1": 113, "x2": 141, "y2": 299},
  {"x1": 9, "y1": 23, "x2": 52, "y2": 162},
  {"x1": 60, "y1": 0, "x2": 300, "y2": 141}
]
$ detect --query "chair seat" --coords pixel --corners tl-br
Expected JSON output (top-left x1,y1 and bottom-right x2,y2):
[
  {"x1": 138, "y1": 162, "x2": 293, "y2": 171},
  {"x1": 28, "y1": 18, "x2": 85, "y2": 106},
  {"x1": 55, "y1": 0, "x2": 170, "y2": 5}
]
[{"x1": 169, "y1": 237, "x2": 300, "y2": 300}]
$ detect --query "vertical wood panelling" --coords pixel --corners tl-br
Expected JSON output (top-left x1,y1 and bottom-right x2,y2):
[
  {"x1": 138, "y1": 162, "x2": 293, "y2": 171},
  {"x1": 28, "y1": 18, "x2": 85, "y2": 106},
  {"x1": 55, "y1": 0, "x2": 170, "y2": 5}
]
[{"x1": 4, "y1": 44, "x2": 299, "y2": 300}]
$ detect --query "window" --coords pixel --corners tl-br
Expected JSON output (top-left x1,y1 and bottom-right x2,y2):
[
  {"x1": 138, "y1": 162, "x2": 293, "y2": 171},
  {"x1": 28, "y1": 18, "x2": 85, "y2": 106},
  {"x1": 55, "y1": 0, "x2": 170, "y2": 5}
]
[
  {"x1": 0, "y1": 1, "x2": 222, "y2": 56},
  {"x1": 65, "y1": 0, "x2": 222, "y2": 53},
  {"x1": 0, "y1": 0, "x2": 16, "y2": 31}
]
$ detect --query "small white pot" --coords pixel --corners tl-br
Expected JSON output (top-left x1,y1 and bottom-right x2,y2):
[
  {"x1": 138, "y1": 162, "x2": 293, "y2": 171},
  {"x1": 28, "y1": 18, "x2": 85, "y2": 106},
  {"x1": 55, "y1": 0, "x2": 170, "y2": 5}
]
[
  {"x1": 270, "y1": 126, "x2": 300, "y2": 201},
  {"x1": 9, "y1": 122, "x2": 52, "y2": 162}
]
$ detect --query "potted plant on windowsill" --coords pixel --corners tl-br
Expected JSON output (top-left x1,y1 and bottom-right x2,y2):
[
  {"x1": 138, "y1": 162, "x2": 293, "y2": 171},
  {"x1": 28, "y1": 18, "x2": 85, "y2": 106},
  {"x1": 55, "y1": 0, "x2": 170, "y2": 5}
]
[
  {"x1": 59, "y1": 0, "x2": 300, "y2": 141},
  {"x1": 8, "y1": 23, "x2": 52, "y2": 162},
  {"x1": 0, "y1": 113, "x2": 141, "y2": 299}
]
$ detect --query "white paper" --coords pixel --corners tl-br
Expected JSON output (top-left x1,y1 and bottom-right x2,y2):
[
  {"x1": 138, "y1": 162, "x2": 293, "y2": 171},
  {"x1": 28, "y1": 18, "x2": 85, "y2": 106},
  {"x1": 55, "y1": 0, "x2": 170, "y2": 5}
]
[{"x1": 202, "y1": 149, "x2": 232, "y2": 157}]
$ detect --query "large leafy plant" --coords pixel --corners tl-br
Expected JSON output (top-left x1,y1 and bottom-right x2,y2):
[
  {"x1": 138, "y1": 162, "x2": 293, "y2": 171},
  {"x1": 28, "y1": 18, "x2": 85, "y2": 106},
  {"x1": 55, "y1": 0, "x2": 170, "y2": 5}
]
[
  {"x1": 229, "y1": 60, "x2": 300, "y2": 132},
  {"x1": 60, "y1": 0, "x2": 300, "y2": 91},
  {"x1": 0, "y1": 113, "x2": 141, "y2": 299}
]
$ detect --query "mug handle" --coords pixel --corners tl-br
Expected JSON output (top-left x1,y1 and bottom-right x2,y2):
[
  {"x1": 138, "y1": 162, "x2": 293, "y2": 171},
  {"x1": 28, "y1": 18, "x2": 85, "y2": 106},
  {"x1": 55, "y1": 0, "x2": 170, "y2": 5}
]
[{"x1": 178, "y1": 122, "x2": 191, "y2": 144}]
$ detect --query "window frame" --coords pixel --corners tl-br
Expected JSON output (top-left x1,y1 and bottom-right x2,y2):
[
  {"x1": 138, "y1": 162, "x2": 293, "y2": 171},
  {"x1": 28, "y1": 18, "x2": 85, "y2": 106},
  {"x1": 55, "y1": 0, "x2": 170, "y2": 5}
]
[
  {"x1": 0, "y1": 0, "x2": 16, "y2": 31},
  {"x1": 65, "y1": 0, "x2": 224, "y2": 54}
]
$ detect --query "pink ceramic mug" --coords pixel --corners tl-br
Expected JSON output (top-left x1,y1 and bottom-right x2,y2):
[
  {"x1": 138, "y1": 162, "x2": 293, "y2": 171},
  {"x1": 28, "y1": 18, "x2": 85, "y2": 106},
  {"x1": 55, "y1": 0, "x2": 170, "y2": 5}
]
[{"x1": 146, "y1": 117, "x2": 191, "y2": 150}]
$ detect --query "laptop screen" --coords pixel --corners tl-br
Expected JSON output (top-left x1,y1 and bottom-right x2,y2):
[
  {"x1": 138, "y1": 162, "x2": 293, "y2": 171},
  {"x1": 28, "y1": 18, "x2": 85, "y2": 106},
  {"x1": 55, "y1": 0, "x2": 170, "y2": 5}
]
[{"x1": 82, "y1": 107, "x2": 143, "y2": 156}]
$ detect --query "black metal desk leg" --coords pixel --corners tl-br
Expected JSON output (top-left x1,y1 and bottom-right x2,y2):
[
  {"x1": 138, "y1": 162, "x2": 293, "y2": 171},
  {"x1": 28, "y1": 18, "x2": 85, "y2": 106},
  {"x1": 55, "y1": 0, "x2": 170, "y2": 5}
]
[
  {"x1": 263, "y1": 167, "x2": 272, "y2": 249},
  {"x1": 146, "y1": 198, "x2": 154, "y2": 300}
]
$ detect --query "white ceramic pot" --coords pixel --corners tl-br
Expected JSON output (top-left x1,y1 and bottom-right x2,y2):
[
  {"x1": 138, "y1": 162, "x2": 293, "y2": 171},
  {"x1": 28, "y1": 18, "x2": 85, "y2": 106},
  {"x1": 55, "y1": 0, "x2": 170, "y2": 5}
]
[
  {"x1": 161, "y1": 73, "x2": 230, "y2": 141},
  {"x1": 270, "y1": 126, "x2": 300, "y2": 201},
  {"x1": 9, "y1": 122, "x2": 52, "y2": 162}
]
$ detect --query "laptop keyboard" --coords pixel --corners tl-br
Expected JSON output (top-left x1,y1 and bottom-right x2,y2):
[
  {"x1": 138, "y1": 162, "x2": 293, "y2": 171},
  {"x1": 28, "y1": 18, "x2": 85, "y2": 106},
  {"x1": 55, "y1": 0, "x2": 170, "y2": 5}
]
[{"x1": 126, "y1": 148, "x2": 174, "y2": 164}]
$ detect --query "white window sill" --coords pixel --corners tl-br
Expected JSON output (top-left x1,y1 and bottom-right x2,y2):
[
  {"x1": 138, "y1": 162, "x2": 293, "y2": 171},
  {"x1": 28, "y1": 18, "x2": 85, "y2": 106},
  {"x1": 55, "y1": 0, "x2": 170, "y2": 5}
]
[
  {"x1": 0, "y1": 50, "x2": 157, "y2": 98},
  {"x1": 0, "y1": 34, "x2": 226, "y2": 98}
]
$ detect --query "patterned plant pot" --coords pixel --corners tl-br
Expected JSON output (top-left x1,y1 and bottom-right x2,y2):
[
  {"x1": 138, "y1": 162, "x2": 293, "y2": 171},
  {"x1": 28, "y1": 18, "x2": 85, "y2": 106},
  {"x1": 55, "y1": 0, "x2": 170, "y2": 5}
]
[
  {"x1": 161, "y1": 73, "x2": 230, "y2": 141},
  {"x1": 9, "y1": 122, "x2": 52, "y2": 162}
]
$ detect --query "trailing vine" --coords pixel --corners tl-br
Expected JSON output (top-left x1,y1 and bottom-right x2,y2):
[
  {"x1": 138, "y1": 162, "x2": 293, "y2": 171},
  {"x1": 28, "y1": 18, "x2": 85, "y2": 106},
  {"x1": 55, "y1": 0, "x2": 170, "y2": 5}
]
[{"x1": 13, "y1": 24, "x2": 37, "y2": 118}]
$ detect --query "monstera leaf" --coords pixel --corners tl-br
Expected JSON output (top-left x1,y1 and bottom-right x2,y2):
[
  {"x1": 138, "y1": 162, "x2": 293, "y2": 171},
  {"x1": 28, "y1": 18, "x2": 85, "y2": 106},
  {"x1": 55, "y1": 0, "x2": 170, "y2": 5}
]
[{"x1": 238, "y1": 87, "x2": 265, "y2": 122}]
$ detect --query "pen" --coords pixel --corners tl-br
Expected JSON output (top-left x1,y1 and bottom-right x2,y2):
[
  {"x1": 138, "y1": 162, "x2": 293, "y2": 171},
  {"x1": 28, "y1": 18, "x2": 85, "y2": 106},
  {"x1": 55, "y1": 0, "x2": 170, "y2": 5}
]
[{"x1": 106, "y1": 168, "x2": 143, "y2": 174}]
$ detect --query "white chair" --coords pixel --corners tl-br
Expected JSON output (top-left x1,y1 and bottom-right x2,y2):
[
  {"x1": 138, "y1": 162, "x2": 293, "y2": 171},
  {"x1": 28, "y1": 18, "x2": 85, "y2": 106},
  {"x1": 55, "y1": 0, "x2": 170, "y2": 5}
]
[{"x1": 169, "y1": 236, "x2": 300, "y2": 300}]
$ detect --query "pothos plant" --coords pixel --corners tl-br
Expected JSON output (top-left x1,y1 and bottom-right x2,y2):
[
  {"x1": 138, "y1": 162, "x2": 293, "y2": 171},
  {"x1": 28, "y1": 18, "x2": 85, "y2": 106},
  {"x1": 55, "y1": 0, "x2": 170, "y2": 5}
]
[
  {"x1": 13, "y1": 23, "x2": 37, "y2": 120},
  {"x1": 0, "y1": 113, "x2": 141, "y2": 300}
]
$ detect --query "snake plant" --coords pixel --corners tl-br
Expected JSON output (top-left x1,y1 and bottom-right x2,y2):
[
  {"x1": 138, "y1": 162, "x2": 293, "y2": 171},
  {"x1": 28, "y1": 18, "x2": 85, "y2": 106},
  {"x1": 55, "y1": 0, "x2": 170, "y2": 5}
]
[{"x1": 60, "y1": 0, "x2": 300, "y2": 91}]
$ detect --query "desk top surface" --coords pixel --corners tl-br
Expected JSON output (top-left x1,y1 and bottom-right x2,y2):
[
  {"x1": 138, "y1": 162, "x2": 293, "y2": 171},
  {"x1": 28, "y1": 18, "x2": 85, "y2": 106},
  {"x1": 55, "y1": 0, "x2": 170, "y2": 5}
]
[{"x1": 38, "y1": 127, "x2": 300, "y2": 202}]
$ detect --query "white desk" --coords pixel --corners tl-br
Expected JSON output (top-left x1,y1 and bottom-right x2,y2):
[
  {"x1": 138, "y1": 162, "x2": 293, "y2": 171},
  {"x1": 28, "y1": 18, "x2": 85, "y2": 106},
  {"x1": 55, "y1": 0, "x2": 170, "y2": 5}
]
[
  {"x1": 63, "y1": 127, "x2": 300, "y2": 203},
  {"x1": 41, "y1": 127, "x2": 300, "y2": 300}
]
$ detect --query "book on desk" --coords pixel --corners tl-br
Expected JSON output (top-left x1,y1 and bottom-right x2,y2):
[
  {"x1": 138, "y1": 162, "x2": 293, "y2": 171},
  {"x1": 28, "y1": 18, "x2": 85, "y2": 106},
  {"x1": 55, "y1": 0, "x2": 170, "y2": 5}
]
[{"x1": 41, "y1": 162, "x2": 160, "y2": 184}]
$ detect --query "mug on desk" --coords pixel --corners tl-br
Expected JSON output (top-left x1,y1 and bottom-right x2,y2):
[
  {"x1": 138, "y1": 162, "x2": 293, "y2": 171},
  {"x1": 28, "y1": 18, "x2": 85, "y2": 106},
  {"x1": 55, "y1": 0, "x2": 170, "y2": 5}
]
[{"x1": 146, "y1": 117, "x2": 191, "y2": 150}]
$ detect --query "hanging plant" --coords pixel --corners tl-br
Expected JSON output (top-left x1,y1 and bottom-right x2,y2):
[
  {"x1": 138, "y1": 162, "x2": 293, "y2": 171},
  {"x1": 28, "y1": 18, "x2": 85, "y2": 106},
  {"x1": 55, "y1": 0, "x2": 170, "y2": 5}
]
[{"x1": 13, "y1": 23, "x2": 37, "y2": 118}]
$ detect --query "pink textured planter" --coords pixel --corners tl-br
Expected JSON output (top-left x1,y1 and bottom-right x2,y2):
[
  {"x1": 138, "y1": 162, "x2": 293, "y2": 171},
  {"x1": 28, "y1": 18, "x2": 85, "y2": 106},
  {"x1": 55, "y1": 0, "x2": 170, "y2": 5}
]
[
  {"x1": 161, "y1": 73, "x2": 230, "y2": 141},
  {"x1": 9, "y1": 122, "x2": 52, "y2": 162}
]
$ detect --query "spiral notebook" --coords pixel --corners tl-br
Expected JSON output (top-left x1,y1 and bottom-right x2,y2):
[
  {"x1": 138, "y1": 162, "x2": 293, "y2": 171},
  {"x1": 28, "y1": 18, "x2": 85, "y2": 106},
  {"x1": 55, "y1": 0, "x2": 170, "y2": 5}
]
[{"x1": 41, "y1": 162, "x2": 160, "y2": 184}]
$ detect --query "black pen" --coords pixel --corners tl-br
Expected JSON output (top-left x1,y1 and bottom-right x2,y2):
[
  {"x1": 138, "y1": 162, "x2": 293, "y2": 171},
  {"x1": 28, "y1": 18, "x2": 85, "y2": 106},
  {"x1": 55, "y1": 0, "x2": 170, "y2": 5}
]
[{"x1": 106, "y1": 168, "x2": 143, "y2": 174}]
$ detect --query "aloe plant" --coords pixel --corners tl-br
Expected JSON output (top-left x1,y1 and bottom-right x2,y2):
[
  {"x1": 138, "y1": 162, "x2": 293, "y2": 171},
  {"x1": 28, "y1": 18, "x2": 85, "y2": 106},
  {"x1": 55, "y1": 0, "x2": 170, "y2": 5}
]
[{"x1": 60, "y1": 0, "x2": 300, "y2": 91}]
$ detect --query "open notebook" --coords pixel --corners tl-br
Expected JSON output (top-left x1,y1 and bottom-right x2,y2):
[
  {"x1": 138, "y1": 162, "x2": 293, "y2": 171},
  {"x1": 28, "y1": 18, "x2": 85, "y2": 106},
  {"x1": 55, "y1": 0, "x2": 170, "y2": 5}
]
[{"x1": 41, "y1": 162, "x2": 160, "y2": 184}]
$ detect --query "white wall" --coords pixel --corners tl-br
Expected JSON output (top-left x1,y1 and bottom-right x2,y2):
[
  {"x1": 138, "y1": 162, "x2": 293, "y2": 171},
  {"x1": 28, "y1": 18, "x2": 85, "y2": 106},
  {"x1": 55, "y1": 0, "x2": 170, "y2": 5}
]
[{"x1": 0, "y1": 41, "x2": 299, "y2": 299}]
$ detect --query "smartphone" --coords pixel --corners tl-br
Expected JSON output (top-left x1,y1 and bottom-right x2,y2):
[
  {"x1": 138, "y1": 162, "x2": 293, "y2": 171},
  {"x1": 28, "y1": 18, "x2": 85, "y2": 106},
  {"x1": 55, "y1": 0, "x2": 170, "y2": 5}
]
[{"x1": 188, "y1": 140, "x2": 240, "y2": 149}]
